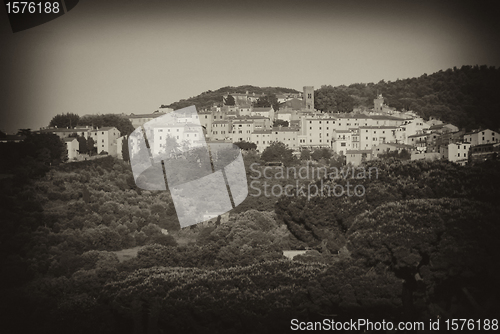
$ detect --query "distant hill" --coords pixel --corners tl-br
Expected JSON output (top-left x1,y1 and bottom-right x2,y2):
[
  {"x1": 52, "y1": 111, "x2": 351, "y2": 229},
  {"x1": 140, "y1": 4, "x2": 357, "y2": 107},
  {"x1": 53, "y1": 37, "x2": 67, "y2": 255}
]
[
  {"x1": 165, "y1": 65, "x2": 500, "y2": 131},
  {"x1": 325, "y1": 65, "x2": 500, "y2": 131},
  {"x1": 164, "y1": 85, "x2": 300, "y2": 111}
]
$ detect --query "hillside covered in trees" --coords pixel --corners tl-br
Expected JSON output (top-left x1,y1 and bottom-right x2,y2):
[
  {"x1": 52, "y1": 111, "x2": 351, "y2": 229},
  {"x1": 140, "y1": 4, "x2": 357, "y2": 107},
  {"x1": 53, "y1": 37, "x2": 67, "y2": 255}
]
[
  {"x1": 1, "y1": 152, "x2": 499, "y2": 333},
  {"x1": 318, "y1": 65, "x2": 500, "y2": 131},
  {"x1": 164, "y1": 85, "x2": 299, "y2": 111}
]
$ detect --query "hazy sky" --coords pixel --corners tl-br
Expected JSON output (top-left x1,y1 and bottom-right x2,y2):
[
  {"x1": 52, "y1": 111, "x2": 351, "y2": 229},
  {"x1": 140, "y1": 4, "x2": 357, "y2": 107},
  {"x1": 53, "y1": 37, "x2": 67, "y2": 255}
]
[{"x1": 1, "y1": 0, "x2": 499, "y2": 133}]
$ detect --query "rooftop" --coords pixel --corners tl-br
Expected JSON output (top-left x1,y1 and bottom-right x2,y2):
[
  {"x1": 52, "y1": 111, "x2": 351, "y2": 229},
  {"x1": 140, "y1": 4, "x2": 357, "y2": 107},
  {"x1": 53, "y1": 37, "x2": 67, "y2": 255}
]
[
  {"x1": 128, "y1": 111, "x2": 167, "y2": 119},
  {"x1": 359, "y1": 126, "x2": 398, "y2": 129},
  {"x1": 252, "y1": 107, "x2": 274, "y2": 112},
  {"x1": 272, "y1": 127, "x2": 299, "y2": 132},
  {"x1": 346, "y1": 150, "x2": 372, "y2": 154}
]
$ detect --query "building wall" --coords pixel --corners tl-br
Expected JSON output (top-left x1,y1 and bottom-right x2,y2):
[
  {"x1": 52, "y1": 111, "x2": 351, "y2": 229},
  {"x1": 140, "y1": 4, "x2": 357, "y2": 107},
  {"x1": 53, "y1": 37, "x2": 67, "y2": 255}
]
[
  {"x1": 90, "y1": 127, "x2": 120, "y2": 156},
  {"x1": 211, "y1": 122, "x2": 231, "y2": 141},
  {"x1": 359, "y1": 127, "x2": 397, "y2": 150},
  {"x1": 397, "y1": 118, "x2": 430, "y2": 144},
  {"x1": 65, "y1": 139, "x2": 79, "y2": 160},
  {"x1": 332, "y1": 131, "x2": 352, "y2": 155},
  {"x1": 464, "y1": 129, "x2": 499, "y2": 146},
  {"x1": 251, "y1": 131, "x2": 272, "y2": 152},
  {"x1": 442, "y1": 143, "x2": 471, "y2": 162},
  {"x1": 302, "y1": 117, "x2": 334, "y2": 147},
  {"x1": 272, "y1": 128, "x2": 299, "y2": 149},
  {"x1": 199, "y1": 112, "x2": 213, "y2": 136},
  {"x1": 346, "y1": 151, "x2": 372, "y2": 166},
  {"x1": 231, "y1": 121, "x2": 254, "y2": 143}
]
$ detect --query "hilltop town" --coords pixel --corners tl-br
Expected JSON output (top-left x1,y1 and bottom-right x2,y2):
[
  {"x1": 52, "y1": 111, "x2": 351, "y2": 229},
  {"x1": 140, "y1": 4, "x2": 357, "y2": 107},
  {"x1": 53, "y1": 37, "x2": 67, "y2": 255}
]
[{"x1": 3, "y1": 84, "x2": 498, "y2": 167}]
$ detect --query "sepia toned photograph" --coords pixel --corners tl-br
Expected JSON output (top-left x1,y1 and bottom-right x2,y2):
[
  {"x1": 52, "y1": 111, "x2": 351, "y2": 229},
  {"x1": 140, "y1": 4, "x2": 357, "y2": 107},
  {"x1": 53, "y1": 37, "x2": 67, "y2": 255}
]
[{"x1": 1, "y1": 0, "x2": 499, "y2": 333}]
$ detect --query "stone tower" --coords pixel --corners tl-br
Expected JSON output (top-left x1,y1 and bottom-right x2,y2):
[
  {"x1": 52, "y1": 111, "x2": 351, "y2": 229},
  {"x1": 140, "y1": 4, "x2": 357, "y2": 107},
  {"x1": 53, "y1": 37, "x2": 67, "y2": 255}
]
[
  {"x1": 374, "y1": 93, "x2": 384, "y2": 112},
  {"x1": 303, "y1": 86, "x2": 314, "y2": 111}
]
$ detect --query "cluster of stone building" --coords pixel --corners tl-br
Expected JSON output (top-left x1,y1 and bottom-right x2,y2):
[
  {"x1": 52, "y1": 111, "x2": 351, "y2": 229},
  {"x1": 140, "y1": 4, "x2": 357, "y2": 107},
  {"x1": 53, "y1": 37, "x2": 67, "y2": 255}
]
[
  {"x1": 133, "y1": 86, "x2": 496, "y2": 166},
  {"x1": 33, "y1": 126, "x2": 121, "y2": 161},
  {"x1": 18, "y1": 86, "x2": 498, "y2": 165}
]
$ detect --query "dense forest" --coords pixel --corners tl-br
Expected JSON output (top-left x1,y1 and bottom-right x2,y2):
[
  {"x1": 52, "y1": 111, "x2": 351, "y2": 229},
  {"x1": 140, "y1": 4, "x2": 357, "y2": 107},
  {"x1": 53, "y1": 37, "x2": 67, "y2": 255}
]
[
  {"x1": 164, "y1": 85, "x2": 300, "y2": 111},
  {"x1": 48, "y1": 113, "x2": 135, "y2": 137},
  {"x1": 1, "y1": 151, "x2": 499, "y2": 333},
  {"x1": 319, "y1": 65, "x2": 500, "y2": 131},
  {"x1": 164, "y1": 66, "x2": 500, "y2": 131}
]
